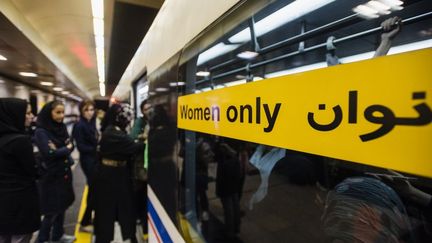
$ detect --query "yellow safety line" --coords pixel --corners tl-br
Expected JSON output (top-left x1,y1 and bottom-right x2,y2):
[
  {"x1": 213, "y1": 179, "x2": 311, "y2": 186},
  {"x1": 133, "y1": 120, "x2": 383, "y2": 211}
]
[{"x1": 74, "y1": 186, "x2": 92, "y2": 243}]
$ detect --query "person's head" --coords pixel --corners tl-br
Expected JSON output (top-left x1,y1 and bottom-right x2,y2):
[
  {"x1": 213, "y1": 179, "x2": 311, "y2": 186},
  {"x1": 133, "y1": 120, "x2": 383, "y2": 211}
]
[
  {"x1": 140, "y1": 99, "x2": 152, "y2": 120},
  {"x1": 47, "y1": 100, "x2": 65, "y2": 123},
  {"x1": 150, "y1": 104, "x2": 171, "y2": 128},
  {"x1": 322, "y1": 177, "x2": 411, "y2": 243},
  {"x1": 25, "y1": 103, "x2": 34, "y2": 128},
  {"x1": 79, "y1": 100, "x2": 95, "y2": 121},
  {"x1": 0, "y1": 98, "x2": 30, "y2": 135},
  {"x1": 101, "y1": 103, "x2": 134, "y2": 131},
  {"x1": 36, "y1": 100, "x2": 69, "y2": 141},
  {"x1": 197, "y1": 138, "x2": 215, "y2": 164},
  {"x1": 36, "y1": 101, "x2": 65, "y2": 126}
]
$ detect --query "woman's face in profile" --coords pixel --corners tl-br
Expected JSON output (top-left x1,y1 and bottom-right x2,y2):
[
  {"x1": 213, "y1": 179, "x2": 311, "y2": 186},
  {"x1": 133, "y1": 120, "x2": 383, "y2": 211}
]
[
  {"x1": 51, "y1": 104, "x2": 65, "y2": 123},
  {"x1": 25, "y1": 104, "x2": 34, "y2": 127}
]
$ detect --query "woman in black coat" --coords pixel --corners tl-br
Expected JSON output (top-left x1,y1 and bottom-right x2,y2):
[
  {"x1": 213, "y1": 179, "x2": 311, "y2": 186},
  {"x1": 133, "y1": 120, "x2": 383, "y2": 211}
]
[
  {"x1": 34, "y1": 101, "x2": 75, "y2": 243},
  {"x1": 72, "y1": 100, "x2": 98, "y2": 232},
  {"x1": 0, "y1": 98, "x2": 40, "y2": 243},
  {"x1": 94, "y1": 103, "x2": 143, "y2": 243}
]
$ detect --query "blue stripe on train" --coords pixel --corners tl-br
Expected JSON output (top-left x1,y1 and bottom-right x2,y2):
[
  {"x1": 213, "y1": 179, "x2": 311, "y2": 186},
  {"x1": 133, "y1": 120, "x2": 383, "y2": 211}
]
[{"x1": 148, "y1": 199, "x2": 173, "y2": 243}]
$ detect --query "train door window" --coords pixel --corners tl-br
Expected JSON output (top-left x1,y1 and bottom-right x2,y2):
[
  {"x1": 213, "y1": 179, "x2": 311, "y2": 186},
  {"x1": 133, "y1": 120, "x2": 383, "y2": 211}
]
[{"x1": 179, "y1": 0, "x2": 432, "y2": 242}]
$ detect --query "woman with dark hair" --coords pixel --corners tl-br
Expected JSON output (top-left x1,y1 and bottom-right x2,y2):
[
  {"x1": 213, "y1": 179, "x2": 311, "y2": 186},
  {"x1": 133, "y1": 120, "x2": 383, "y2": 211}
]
[
  {"x1": 34, "y1": 101, "x2": 75, "y2": 243},
  {"x1": 72, "y1": 100, "x2": 98, "y2": 232},
  {"x1": 0, "y1": 98, "x2": 40, "y2": 243},
  {"x1": 93, "y1": 103, "x2": 143, "y2": 243}
]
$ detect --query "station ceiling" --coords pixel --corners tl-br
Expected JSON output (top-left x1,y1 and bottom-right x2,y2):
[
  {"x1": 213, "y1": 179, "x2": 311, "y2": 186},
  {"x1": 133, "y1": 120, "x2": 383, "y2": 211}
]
[{"x1": 0, "y1": 0, "x2": 162, "y2": 100}]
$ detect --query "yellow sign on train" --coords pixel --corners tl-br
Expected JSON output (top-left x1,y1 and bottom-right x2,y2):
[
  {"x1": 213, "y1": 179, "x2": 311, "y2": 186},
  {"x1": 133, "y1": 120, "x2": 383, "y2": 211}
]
[{"x1": 178, "y1": 49, "x2": 432, "y2": 178}]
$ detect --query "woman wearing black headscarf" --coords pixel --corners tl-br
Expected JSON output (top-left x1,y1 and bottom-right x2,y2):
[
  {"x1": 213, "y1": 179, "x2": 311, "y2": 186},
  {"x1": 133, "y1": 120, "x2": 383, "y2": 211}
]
[
  {"x1": 34, "y1": 101, "x2": 75, "y2": 243},
  {"x1": 93, "y1": 103, "x2": 143, "y2": 243},
  {"x1": 0, "y1": 98, "x2": 40, "y2": 243}
]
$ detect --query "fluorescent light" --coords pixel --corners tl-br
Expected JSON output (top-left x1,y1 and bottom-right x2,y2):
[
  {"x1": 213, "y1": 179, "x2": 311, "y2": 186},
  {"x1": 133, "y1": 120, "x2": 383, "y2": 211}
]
[
  {"x1": 91, "y1": 0, "x2": 104, "y2": 19},
  {"x1": 195, "y1": 87, "x2": 212, "y2": 93},
  {"x1": 265, "y1": 62, "x2": 327, "y2": 78},
  {"x1": 40, "y1": 81, "x2": 53, "y2": 86},
  {"x1": 367, "y1": 1, "x2": 391, "y2": 15},
  {"x1": 61, "y1": 91, "x2": 70, "y2": 95},
  {"x1": 92, "y1": 0, "x2": 105, "y2": 86},
  {"x1": 53, "y1": 87, "x2": 63, "y2": 92},
  {"x1": 95, "y1": 36, "x2": 104, "y2": 48},
  {"x1": 378, "y1": 0, "x2": 403, "y2": 10},
  {"x1": 155, "y1": 87, "x2": 169, "y2": 92},
  {"x1": 353, "y1": 5, "x2": 379, "y2": 19},
  {"x1": 197, "y1": 43, "x2": 240, "y2": 66},
  {"x1": 169, "y1": 82, "x2": 186, "y2": 87},
  {"x1": 196, "y1": 71, "x2": 210, "y2": 77},
  {"x1": 93, "y1": 18, "x2": 104, "y2": 36},
  {"x1": 0, "y1": 54, "x2": 7, "y2": 61},
  {"x1": 99, "y1": 83, "x2": 105, "y2": 96},
  {"x1": 237, "y1": 51, "x2": 259, "y2": 59},
  {"x1": 19, "y1": 72, "x2": 38, "y2": 77},
  {"x1": 229, "y1": 0, "x2": 335, "y2": 43}
]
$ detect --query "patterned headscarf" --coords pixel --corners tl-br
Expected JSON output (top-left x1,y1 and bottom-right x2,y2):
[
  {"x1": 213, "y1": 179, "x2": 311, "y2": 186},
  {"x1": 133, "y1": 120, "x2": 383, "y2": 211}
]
[{"x1": 116, "y1": 103, "x2": 134, "y2": 129}]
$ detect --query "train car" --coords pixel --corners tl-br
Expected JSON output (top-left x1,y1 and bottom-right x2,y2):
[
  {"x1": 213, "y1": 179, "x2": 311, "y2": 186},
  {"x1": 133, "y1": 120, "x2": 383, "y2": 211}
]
[{"x1": 115, "y1": 0, "x2": 432, "y2": 242}]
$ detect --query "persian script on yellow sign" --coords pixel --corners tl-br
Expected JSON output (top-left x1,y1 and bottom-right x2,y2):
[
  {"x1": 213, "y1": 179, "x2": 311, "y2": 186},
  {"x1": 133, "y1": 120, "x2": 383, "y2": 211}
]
[{"x1": 178, "y1": 49, "x2": 432, "y2": 178}]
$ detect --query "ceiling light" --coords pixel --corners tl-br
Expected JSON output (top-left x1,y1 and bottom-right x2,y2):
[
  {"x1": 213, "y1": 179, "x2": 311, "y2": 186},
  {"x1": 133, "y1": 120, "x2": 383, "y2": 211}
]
[
  {"x1": 169, "y1": 82, "x2": 186, "y2": 87},
  {"x1": 91, "y1": 0, "x2": 104, "y2": 19},
  {"x1": 149, "y1": 91, "x2": 156, "y2": 95},
  {"x1": 99, "y1": 83, "x2": 105, "y2": 97},
  {"x1": 367, "y1": 1, "x2": 391, "y2": 14},
  {"x1": 378, "y1": 0, "x2": 403, "y2": 10},
  {"x1": 61, "y1": 91, "x2": 70, "y2": 95},
  {"x1": 0, "y1": 54, "x2": 7, "y2": 61},
  {"x1": 353, "y1": 5, "x2": 379, "y2": 19},
  {"x1": 53, "y1": 87, "x2": 63, "y2": 92},
  {"x1": 92, "y1": 0, "x2": 105, "y2": 86},
  {"x1": 196, "y1": 71, "x2": 210, "y2": 77},
  {"x1": 40, "y1": 81, "x2": 53, "y2": 86},
  {"x1": 237, "y1": 51, "x2": 259, "y2": 59},
  {"x1": 155, "y1": 87, "x2": 169, "y2": 92},
  {"x1": 197, "y1": 43, "x2": 240, "y2": 66},
  {"x1": 229, "y1": 0, "x2": 335, "y2": 43},
  {"x1": 354, "y1": 0, "x2": 403, "y2": 19},
  {"x1": 19, "y1": 72, "x2": 38, "y2": 77}
]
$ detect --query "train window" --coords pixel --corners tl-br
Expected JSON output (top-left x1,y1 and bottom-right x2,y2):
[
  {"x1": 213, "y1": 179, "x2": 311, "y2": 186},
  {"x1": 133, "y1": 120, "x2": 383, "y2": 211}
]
[{"x1": 177, "y1": 0, "x2": 432, "y2": 242}]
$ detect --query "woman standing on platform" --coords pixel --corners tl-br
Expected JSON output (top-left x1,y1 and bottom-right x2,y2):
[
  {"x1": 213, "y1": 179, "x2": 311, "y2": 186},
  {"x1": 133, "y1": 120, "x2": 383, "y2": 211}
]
[
  {"x1": 94, "y1": 103, "x2": 143, "y2": 243},
  {"x1": 72, "y1": 100, "x2": 98, "y2": 232},
  {"x1": 34, "y1": 101, "x2": 75, "y2": 243},
  {"x1": 0, "y1": 98, "x2": 40, "y2": 243}
]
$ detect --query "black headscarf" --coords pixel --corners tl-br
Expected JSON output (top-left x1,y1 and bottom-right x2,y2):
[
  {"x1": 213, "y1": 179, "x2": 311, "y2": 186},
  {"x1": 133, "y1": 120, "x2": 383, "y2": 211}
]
[
  {"x1": 0, "y1": 98, "x2": 27, "y2": 135},
  {"x1": 37, "y1": 101, "x2": 69, "y2": 142}
]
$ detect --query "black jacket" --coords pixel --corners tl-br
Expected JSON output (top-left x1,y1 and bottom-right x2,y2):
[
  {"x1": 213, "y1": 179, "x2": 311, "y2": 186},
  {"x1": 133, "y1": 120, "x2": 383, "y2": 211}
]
[{"x1": 0, "y1": 98, "x2": 40, "y2": 234}]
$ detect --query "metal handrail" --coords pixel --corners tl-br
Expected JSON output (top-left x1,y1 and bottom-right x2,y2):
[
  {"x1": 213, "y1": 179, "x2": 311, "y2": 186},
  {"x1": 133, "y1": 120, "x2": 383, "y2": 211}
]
[
  {"x1": 197, "y1": 11, "x2": 432, "y2": 85},
  {"x1": 208, "y1": 14, "x2": 360, "y2": 72}
]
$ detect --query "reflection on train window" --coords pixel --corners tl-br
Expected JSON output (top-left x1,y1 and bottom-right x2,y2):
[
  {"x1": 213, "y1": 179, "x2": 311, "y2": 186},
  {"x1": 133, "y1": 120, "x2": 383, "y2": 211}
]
[{"x1": 178, "y1": 0, "x2": 432, "y2": 242}]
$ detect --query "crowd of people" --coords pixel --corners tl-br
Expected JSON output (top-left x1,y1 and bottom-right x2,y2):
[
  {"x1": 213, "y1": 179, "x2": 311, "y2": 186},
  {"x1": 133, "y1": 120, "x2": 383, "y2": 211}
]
[{"x1": 0, "y1": 98, "x2": 150, "y2": 243}]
